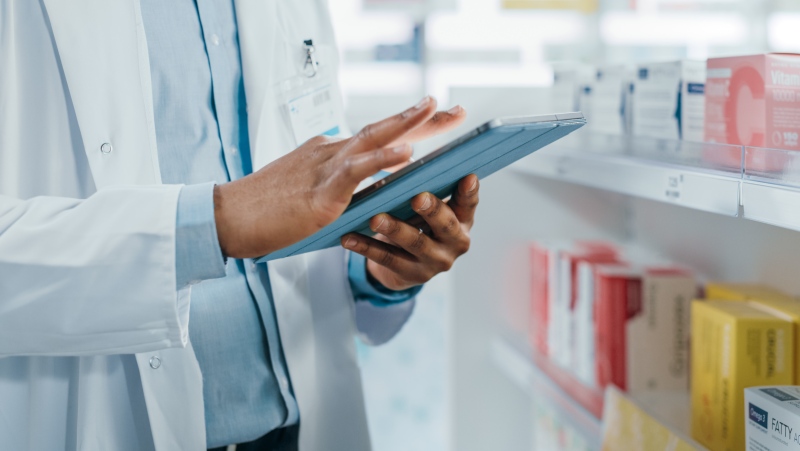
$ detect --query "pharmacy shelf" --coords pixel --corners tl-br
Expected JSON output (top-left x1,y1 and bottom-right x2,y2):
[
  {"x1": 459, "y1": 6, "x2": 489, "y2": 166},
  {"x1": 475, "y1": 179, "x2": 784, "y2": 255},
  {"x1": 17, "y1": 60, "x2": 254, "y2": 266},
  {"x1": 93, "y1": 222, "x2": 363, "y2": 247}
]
[
  {"x1": 515, "y1": 130, "x2": 800, "y2": 233},
  {"x1": 742, "y1": 146, "x2": 800, "y2": 233},
  {"x1": 513, "y1": 131, "x2": 743, "y2": 217},
  {"x1": 491, "y1": 337, "x2": 603, "y2": 448}
]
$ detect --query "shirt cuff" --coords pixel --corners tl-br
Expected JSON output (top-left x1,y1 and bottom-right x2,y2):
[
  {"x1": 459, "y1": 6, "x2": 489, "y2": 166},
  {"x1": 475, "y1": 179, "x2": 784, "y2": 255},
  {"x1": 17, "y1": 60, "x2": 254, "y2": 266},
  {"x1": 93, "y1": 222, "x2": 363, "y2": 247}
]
[
  {"x1": 175, "y1": 182, "x2": 227, "y2": 289},
  {"x1": 347, "y1": 252, "x2": 422, "y2": 307}
]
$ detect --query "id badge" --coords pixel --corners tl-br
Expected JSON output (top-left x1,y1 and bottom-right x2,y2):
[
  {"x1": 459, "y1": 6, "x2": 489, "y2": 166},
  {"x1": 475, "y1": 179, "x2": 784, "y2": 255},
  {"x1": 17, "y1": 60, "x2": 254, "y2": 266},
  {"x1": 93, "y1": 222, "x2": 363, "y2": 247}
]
[{"x1": 287, "y1": 84, "x2": 342, "y2": 145}]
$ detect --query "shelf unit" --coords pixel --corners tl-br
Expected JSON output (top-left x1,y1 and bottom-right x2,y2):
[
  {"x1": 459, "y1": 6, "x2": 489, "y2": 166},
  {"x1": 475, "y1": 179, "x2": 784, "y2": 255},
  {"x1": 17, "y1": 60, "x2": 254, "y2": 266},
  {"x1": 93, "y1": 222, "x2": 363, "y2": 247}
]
[
  {"x1": 491, "y1": 337, "x2": 602, "y2": 449},
  {"x1": 492, "y1": 337, "x2": 709, "y2": 451},
  {"x1": 514, "y1": 129, "x2": 800, "y2": 233}
]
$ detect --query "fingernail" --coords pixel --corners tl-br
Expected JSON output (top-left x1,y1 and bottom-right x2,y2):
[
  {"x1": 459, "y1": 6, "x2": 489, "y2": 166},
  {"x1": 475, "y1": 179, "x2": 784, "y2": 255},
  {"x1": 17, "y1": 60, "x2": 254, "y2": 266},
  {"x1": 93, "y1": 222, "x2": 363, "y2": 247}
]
[
  {"x1": 413, "y1": 96, "x2": 432, "y2": 110},
  {"x1": 447, "y1": 105, "x2": 463, "y2": 115},
  {"x1": 393, "y1": 143, "x2": 411, "y2": 154},
  {"x1": 468, "y1": 177, "x2": 478, "y2": 193},
  {"x1": 374, "y1": 215, "x2": 388, "y2": 231},
  {"x1": 343, "y1": 236, "x2": 357, "y2": 249},
  {"x1": 419, "y1": 195, "x2": 432, "y2": 211}
]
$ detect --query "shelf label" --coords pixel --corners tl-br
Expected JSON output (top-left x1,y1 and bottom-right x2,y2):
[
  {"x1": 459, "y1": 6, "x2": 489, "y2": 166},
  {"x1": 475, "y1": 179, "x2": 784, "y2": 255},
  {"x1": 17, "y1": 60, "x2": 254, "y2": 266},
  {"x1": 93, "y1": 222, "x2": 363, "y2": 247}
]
[{"x1": 665, "y1": 173, "x2": 683, "y2": 202}]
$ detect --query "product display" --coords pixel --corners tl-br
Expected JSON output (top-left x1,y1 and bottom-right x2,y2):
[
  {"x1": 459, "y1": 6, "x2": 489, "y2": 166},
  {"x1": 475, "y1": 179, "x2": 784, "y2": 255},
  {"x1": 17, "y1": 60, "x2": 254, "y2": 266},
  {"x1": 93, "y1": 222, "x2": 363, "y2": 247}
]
[
  {"x1": 593, "y1": 266, "x2": 694, "y2": 392},
  {"x1": 691, "y1": 300, "x2": 795, "y2": 451},
  {"x1": 529, "y1": 241, "x2": 619, "y2": 362},
  {"x1": 706, "y1": 54, "x2": 800, "y2": 151},
  {"x1": 632, "y1": 60, "x2": 706, "y2": 142},
  {"x1": 552, "y1": 63, "x2": 595, "y2": 115},
  {"x1": 588, "y1": 65, "x2": 632, "y2": 136},
  {"x1": 706, "y1": 283, "x2": 800, "y2": 385},
  {"x1": 554, "y1": 244, "x2": 621, "y2": 369},
  {"x1": 745, "y1": 386, "x2": 800, "y2": 451}
]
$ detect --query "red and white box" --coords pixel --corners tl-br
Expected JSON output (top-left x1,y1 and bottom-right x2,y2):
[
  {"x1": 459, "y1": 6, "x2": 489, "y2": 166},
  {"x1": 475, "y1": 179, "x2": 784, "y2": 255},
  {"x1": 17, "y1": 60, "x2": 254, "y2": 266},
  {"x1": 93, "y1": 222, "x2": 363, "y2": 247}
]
[
  {"x1": 528, "y1": 241, "x2": 619, "y2": 362},
  {"x1": 593, "y1": 266, "x2": 695, "y2": 392},
  {"x1": 553, "y1": 243, "x2": 620, "y2": 369},
  {"x1": 705, "y1": 53, "x2": 800, "y2": 170}
]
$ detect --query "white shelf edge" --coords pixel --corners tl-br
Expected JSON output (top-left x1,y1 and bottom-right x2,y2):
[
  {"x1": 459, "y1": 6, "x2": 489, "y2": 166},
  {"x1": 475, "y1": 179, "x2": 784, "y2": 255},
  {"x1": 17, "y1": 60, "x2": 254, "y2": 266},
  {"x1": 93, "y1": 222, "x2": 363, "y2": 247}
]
[
  {"x1": 512, "y1": 150, "x2": 742, "y2": 217},
  {"x1": 490, "y1": 337, "x2": 603, "y2": 448},
  {"x1": 741, "y1": 180, "x2": 800, "y2": 233}
]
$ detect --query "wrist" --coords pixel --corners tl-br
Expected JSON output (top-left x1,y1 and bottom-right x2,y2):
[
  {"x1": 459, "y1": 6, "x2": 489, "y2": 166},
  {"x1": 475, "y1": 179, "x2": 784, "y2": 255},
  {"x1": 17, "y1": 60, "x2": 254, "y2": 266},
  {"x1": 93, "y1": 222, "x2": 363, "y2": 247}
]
[{"x1": 214, "y1": 183, "x2": 237, "y2": 258}]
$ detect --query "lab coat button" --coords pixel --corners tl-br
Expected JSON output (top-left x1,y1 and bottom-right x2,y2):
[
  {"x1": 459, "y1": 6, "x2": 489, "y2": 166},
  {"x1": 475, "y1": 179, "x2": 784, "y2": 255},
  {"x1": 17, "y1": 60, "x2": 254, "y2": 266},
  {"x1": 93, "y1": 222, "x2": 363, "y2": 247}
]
[
  {"x1": 149, "y1": 356, "x2": 161, "y2": 369},
  {"x1": 100, "y1": 143, "x2": 113, "y2": 154}
]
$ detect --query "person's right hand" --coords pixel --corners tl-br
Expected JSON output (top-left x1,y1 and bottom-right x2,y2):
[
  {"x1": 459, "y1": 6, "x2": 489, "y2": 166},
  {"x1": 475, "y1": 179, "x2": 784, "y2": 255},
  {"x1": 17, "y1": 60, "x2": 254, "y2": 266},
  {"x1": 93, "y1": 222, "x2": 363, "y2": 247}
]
[{"x1": 213, "y1": 96, "x2": 466, "y2": 259}]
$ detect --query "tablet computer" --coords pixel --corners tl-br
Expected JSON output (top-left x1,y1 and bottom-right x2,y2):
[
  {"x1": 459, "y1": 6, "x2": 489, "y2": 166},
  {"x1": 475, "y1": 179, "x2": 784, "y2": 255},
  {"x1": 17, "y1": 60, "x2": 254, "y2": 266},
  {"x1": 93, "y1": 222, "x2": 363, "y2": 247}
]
[{"x1": 257, "y1": 112, "x2": 586, "y2": 262}]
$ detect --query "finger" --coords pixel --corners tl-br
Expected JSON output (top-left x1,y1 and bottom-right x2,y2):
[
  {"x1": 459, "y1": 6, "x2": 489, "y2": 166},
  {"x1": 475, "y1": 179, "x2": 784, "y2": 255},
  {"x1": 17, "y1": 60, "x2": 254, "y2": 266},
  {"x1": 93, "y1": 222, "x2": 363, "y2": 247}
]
[
  {"x1": 411, "y1": 192, "x2": 468, "y2": 247},
  {"x1": 328, "y1": 144, "x2": 414, "y2": 194},
  {"x1": 448, "y1": 175, "x2": 480, "y2": 227},
  {"x1": 341, "y1": 233, "x2": 418, "y2": 275},
  {"x1": 369, "y1": 213, "x2": 434, "y2": 258},
  {"x1": 344, "y1": 96, "x2": 437, "y2": 155},
  {"x1": 386, "y1": 106, "x2": 467, "y2": 147}
]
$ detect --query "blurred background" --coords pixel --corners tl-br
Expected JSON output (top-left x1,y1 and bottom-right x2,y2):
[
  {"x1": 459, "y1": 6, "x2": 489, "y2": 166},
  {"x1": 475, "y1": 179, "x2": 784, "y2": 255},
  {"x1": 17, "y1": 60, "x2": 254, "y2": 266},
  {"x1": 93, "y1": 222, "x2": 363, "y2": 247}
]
[{"x1": 332, "y1": 2, "x2": 800, "y2": 451}]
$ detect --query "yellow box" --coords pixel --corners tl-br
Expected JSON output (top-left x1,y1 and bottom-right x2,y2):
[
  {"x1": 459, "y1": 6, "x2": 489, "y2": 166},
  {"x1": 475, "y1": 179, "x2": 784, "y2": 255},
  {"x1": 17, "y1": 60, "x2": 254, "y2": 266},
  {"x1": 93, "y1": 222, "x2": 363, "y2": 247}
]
[
  {"x1": 691, "y1": 300, "x2": 794, "y2": 451},
  {"x1": 706, "y1": 283, "x2": 800, "y2": 384}
]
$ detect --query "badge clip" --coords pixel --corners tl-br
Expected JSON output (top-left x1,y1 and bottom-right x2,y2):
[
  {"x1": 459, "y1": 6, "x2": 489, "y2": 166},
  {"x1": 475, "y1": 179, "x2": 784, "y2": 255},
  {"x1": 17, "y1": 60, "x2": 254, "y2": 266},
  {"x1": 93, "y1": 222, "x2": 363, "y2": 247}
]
[{"x1": 303, "y1": 39, "x2": 320, "y2": 78}]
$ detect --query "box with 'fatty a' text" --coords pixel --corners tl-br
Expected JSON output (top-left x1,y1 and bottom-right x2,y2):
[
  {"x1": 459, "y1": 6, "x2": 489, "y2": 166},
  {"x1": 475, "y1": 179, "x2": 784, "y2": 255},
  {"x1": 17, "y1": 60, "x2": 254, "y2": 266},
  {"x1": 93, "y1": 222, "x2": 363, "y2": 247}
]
[{"x1": 745, "y1": 386, "x2": 800, "y2": 451}]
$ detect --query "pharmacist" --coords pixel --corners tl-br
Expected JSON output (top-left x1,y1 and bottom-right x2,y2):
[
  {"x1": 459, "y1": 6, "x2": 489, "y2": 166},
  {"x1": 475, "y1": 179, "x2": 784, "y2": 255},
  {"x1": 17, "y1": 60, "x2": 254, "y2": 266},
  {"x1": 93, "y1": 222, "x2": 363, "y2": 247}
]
[{"x1": 0, "y1": 1, "x2": 478, "y2": 450}]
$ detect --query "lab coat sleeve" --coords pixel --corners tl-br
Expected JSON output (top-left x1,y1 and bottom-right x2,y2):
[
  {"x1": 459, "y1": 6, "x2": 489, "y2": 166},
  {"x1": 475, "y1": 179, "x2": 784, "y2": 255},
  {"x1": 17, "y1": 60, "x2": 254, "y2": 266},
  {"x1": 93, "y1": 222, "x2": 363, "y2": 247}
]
[{"x1": 0, "y1": 185, "x2": 191, "y2": 357}]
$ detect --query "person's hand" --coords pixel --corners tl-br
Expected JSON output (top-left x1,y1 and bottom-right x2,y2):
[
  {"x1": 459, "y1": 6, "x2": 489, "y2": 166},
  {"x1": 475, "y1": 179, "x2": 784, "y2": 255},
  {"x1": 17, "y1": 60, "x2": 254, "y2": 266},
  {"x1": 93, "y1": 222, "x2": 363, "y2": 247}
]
[
  {"x1": 214, "y1": 96, "x2": 466, "y2": 259},
  {"x1": 341, "y1": 174, "x2": 479, "y2": 291}
]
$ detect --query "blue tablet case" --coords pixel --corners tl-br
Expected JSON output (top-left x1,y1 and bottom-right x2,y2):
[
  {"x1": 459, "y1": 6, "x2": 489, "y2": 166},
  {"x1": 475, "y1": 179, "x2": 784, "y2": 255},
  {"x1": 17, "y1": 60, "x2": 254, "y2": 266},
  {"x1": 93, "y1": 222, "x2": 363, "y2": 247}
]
[{"x1": 257, "y1": 112, "x2": 586, "y2": 262}]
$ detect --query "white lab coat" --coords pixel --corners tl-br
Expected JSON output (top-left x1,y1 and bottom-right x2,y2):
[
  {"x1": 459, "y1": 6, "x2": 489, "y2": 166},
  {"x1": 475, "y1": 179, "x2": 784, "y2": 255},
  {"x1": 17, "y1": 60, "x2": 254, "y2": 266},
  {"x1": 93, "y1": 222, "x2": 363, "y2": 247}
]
[{"x1": 0, "y1": 1, "x2": 415, "y2": 450}]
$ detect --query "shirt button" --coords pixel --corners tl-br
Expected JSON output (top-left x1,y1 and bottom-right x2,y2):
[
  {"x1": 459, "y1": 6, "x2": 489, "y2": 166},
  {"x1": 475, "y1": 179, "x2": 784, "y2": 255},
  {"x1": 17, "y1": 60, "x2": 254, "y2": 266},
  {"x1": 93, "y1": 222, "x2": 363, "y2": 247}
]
[
  {"x1": 210, "y1": 34, "x2": 220, "y2": 46},
  {"x1": 149, "y1": 356, "x2": 162, "y2": 369},
  {"x1": 100, "y1": 142, "x2": 113, "y2": 154},
  {"x1": 279, "y1": 378, "x2": 289, "y2": 391},
  {"x1": 229, "y1": 146, "x2": 238, "y2": 156}
]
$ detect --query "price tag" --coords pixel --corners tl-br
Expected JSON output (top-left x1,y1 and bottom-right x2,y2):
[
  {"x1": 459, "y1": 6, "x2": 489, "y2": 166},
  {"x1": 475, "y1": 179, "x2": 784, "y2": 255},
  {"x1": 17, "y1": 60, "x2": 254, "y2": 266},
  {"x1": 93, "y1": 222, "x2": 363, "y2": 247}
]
[{"x1": 665, "y1": 173, "x2": 683, "y2": 201}]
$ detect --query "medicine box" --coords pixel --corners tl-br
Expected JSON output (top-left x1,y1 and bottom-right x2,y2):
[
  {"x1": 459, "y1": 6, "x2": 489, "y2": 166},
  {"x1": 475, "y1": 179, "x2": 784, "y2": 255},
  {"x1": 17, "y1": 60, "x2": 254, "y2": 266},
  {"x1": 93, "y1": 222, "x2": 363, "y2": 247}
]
[
  {"x1": 552, "y1": 63, "x2": 595, "y2": 115},
  {"x1": 745, "y1": 386, "x2": 800, "y2": 451},
  {"x1": 632, "y1": 60, "x2": 706, "y2": 142},
  {"x1": 588, "y1": 65, "x2": 632, "y2": 135},
  {"x1": 706, "y1": 283, "x2": 800, "y2": 384},
  {"x1": 691, "y1": 300, "x2": 794, "y2": 451},
  {"x1": 529, "y1": 241, "x2": 619, "y2": 363},
  {"x1": 592, "y1": 266, "x2": 694, "y2": 392},
  {"x1": 706, "y1": 54, "x2": 800, "y2": 151}
]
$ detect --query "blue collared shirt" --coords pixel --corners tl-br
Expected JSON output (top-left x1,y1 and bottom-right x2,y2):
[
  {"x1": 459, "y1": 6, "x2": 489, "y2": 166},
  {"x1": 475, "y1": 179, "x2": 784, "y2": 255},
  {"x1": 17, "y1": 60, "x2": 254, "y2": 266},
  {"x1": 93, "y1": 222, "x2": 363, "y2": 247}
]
[{"x1": 140, "y1": 0, "x2": 421, "y2": 447}]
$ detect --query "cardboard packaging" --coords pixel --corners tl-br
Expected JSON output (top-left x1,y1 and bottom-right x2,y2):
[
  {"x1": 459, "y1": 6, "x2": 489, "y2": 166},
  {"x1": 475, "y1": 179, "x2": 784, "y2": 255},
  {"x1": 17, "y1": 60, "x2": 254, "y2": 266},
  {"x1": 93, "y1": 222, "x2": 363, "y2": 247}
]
[
  {"x1": 706, "y1": 54, "x2": 800, "y2": 150},
  {"x1": 705, "y1": 54, "x2": 800, "y2": 171},
  {"x1": 588, "y1": 65, "x2": 633, "y2": 136},
  {"x1": 552, "y1": 63, "x2": 595, "y2": 115},
  {"x1": 632, "y1": 60, "x2": 706, "y2": 142},
  {"x1": 592, "y1": 266, "x2": 694, "y2": 392},
  {"x1": 706, "y1": 283, "x2": 800, "y2": 384},
  {"x1": 554, "y1": 245, "x2": 620, "y2": 369},
  {"x1": 691, "y1": 300, "x2": 795, "y2": 451},
  {"x1": 529, "y1": 241, "x2": 619, "y2": 364},
  {"x1": 745, "y1": 386, "x2": 800, "y2": 451}
]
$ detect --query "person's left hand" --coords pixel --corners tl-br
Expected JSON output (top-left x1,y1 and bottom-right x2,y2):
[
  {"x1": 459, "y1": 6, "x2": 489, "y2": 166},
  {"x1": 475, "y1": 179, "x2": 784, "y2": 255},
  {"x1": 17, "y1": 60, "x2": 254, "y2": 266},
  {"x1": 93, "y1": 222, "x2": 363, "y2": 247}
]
[{"x1": 341, "y1": 174, "x2": 479, "y2": 291}]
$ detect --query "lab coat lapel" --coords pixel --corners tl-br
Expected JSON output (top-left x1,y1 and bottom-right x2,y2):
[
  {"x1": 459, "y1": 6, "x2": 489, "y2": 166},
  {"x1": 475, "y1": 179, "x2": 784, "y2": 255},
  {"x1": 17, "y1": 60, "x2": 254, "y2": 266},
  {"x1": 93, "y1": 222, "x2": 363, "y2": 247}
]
[{"x1": 42, "y1": 0, "x2": 160, "y2": 188}]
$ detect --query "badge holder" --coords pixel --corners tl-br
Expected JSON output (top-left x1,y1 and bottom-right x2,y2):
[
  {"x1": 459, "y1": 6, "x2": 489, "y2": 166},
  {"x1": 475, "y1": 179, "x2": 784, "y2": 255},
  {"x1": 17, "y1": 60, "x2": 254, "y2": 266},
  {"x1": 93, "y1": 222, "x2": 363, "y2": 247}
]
[{"x1": 275, "y1": 40, "x2": 347, "y2": 147}]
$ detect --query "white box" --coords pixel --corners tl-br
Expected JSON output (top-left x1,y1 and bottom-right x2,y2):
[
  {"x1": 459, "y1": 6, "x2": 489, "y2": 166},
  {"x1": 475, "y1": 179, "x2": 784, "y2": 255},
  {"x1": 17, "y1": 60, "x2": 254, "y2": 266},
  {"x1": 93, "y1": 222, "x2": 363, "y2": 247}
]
[
  {"x1": 632, "y1": 60, "x2": 706, "y2": 142},
  {"x1": 552, "y1": 63, "x2": 594, "y2": 114},
  {"x1": 588, "y1": 65, "x2": 633, "y2": 135},
  {"x1": 746, "y1": 386, "x2": 800, "y2": 450}
]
